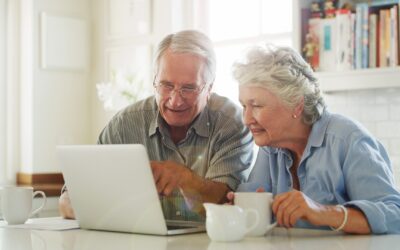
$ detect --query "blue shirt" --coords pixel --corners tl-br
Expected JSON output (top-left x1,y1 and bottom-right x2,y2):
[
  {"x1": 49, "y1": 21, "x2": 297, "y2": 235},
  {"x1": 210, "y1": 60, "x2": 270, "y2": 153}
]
[{"x1": 238, "y1": 110, "x2": 400, "y2": 234}]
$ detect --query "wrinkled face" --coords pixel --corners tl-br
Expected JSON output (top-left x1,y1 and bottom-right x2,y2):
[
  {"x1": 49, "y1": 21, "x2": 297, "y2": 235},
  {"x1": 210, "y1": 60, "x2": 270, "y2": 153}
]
[
  {"x1": 154, "y1": 50, "x2": 211, "y2": 129},
  {"x1": 239, "y1": 85, "x2": 294, "y2": 147}
]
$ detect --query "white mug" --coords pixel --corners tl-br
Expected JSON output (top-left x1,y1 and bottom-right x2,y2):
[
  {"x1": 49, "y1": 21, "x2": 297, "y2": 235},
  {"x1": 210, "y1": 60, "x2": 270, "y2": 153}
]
[
  {"x1": 1, "y1": 186, "x2": 47, "y2": 225},
  {"x1": 234, "y1": 192, "x2": 276, "y2": 237}
]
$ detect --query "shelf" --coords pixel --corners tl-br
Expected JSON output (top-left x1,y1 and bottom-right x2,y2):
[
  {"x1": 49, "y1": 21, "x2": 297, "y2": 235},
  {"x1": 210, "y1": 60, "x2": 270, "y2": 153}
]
[
  {"x1": 293, "y1": 1, "x2": 400, "y2": 93},
  {"x1": 316, "y1": 67, "x2": 400, "y2": 93}
]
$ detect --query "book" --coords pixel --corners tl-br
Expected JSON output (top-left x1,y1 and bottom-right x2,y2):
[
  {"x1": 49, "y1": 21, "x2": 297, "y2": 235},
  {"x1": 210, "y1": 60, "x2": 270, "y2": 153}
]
[
  {"x1": 369, "y1": 0, "x2": 400, "y2": 67},
  {"x1": 351, "y1": 13, "x2": 356, "y2": 69},
  {"x1": 390, "y1": 5, "x2": 398, "y2": 66},
  {"x1": 319, "y1": 18, "x2": 337, "y2": 71},
  {"x1": 361, "y1": 4, "x2": 370, "y2": 68},
  {"x1": 369, "y1": 13, "x2": 378, "y2": 68},
  {"x1": 355, "y1": 3, "x2": 368, "y2": 69},
  {"x1": 336, "y1": 9, "x2": 353, "y2": 70},
  {"x1": 379, "y1": 9, "x2": 389, "y2": 67}
]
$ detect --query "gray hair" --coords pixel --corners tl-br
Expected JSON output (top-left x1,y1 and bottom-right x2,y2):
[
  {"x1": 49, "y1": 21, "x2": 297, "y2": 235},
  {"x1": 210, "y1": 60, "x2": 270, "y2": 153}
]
[
  {"x1": 232, "y1": 45, "x2": 326, "y2": 125},
  {"x1": 153, "y1": 30, "x2": 216, "y2": 85}
]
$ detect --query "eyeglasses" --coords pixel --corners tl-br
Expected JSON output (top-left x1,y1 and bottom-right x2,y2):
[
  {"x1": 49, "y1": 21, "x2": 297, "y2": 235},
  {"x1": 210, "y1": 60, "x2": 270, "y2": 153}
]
[{"x1": 153, "y1": 81, "x2": 207, "y2": 99}]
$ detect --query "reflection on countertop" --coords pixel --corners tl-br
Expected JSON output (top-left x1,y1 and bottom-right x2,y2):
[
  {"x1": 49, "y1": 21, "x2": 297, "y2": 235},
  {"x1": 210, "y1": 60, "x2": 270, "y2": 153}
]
[{"x1": 1, "y1": 226, "x2": 399, "y2": 250}]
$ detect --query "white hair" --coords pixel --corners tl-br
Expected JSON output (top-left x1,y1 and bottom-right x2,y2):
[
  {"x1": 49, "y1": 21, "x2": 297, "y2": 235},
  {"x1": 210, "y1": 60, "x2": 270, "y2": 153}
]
[
  {"x1": 153, "y1": 30, "x2": 216, "y2": 85},
  {"x1": 232, "y1": 45, "x2": 326, "y2": 125}
]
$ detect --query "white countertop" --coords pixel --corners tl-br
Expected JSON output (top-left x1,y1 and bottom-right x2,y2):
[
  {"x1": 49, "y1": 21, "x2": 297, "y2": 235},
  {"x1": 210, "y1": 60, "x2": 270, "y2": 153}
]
[{"x1": 1, "y1": 222, "x2": 400, "y2": 250}]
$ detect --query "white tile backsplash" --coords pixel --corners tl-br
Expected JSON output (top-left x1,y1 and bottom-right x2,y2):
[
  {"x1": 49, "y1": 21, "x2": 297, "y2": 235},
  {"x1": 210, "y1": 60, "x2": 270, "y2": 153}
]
[
  {"x1": 376, "y1": 122, "x2": 400, "y2": 138},
  {"x1": 390, "y1": 139, "x2": 400, "y2": 156},
  {"x1": 389, "y1": 104, "x2": 400, "y2": 120},
  {"x1": 359, "y1": 104, "x2": 389, "y2": 122},
  {"x1": 325, "y1": 88, "x2": 400, "y2": 189}
]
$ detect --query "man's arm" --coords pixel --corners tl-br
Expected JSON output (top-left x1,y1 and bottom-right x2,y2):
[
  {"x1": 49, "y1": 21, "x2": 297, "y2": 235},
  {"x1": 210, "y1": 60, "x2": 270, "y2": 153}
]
[
  {"x1": 59, "y1": 191, "x2": 75, "y2": 219},
  {"x1": 151, "y1": 160, "x2": 230, "y2": 214}
]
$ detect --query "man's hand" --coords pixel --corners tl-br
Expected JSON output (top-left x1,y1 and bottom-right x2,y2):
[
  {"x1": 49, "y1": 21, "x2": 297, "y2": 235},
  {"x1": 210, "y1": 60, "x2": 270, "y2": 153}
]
[
  {"x1": 58, "y1": 191, "x2": 76, "y2": 219},
  {"x1": 150, "y1": 160, "x2": 230, "y2": 214},
  {"x1": 150, "y1": 160, "x2": 192, "y2": 196}
]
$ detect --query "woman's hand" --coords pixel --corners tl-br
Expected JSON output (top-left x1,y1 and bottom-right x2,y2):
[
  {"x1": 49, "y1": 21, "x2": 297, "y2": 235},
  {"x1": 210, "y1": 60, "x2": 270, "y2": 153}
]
[{"x1": 272, "y1": 189, "x2": 327, "y2": 228}]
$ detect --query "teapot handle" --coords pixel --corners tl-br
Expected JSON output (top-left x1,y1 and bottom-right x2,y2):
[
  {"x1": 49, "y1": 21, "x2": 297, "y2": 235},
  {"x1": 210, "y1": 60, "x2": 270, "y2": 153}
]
[{"x1": 244, "y1": 208, "x2": 260, "y2": 234}]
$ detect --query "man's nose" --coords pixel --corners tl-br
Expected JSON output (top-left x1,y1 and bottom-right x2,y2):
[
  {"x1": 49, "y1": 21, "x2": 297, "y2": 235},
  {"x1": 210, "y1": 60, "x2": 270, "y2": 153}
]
[{"x1": 168, "y1": 90, "x2": 185, "y2": 107}]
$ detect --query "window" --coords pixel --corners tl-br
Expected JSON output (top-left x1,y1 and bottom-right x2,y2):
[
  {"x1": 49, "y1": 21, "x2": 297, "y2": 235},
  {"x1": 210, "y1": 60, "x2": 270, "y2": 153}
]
[
  {"x1": 196, "y1": 0, "x2": 293, "y2": 103},
  {"x1": 0, "y1": 0, "x2": 6, "y2": 185}
]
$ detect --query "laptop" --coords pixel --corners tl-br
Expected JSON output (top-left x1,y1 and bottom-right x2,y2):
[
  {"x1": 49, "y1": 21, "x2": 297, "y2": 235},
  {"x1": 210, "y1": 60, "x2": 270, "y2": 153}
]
[{"x1": 57, "y1": 144, "x2": 205, "y2": 235}]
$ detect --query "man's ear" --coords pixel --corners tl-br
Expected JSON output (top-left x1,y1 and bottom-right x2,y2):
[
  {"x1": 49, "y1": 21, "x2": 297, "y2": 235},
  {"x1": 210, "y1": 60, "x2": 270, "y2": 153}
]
[
  {"x1": 206, "y1": 83, "x2": 213, "y2": 101},
  {"x1": 207, "y1": 83, "x2": 213, "y2": 92}
]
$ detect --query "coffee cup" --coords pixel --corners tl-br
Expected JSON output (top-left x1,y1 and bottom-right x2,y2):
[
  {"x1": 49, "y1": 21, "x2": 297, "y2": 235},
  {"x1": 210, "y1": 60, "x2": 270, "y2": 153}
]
[
  {"x1": 1, "y1": 186, "x2": 47, "y2": 225},
  {"x1": 234, "y1": 192, "x2": 276, "y2": 237}
]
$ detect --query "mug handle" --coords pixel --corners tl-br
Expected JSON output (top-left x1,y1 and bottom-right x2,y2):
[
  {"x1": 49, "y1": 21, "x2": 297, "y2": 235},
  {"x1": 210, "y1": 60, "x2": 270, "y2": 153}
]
[
  {"x1": 30, "y1": 191, "x2": 47, "y2": 217},
  {"x1": 244, "y1": 208, "x2": 260, "y2": 234}
]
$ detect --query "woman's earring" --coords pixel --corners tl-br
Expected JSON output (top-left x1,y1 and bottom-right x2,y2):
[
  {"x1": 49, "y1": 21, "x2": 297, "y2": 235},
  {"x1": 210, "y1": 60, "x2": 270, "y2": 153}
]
[{"x1": 292, "y1": 114, "x2": 297, "y2": 119}]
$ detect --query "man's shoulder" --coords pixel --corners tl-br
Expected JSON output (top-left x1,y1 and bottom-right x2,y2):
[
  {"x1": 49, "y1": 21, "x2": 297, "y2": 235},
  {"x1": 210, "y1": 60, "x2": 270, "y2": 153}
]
[
  {"x1": 115, "y1": 95, "x2": 157, "y2": 119},
  {"x1": 207, "y1": 93, "x2": 242, "y2": 116},
  {"x1": 105, "y1": 96, "x2": 157, "y2": 130}
]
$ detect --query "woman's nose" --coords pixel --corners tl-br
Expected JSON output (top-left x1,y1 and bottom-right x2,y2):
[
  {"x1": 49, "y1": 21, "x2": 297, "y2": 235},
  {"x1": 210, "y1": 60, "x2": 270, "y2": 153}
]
[{"x1": 243, "y1": 108, "x2": 255, "y2": 126}]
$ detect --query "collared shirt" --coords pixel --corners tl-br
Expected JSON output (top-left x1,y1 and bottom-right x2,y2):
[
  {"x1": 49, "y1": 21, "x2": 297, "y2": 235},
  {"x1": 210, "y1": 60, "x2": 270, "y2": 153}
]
[
  {"x1": 238, "y1": 110, "x2": 400, "y2": 234},
  {"x1": 98, "y1": 93, "x2": 254, "y2": 221}
]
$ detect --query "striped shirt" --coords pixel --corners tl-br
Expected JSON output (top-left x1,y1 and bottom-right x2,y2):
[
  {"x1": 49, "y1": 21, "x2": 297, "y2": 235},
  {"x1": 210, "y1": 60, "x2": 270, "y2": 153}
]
[{"x1": 98, "y1": 93, "x2": 254, "y2": 221}]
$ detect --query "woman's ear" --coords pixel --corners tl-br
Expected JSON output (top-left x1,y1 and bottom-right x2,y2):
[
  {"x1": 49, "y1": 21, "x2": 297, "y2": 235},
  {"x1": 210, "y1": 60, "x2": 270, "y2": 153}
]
[{"x1": 293, "y1": 97, "x2": 304, "y2": 118}]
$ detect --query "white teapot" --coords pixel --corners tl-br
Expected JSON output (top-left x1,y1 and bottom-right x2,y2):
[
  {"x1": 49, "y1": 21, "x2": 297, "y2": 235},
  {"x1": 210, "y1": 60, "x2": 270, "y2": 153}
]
[{"x1": 203, "y1": 203, "x2": 259, "y2": 242}]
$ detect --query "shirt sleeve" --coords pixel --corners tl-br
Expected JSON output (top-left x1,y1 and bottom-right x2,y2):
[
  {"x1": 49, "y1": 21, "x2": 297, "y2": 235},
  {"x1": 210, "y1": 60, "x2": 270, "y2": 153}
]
[
  {"x1": 237, "y1": 147, "x2": 273, "y2": 192},
  {"x1": 97, "y1": 114, "x2": 124, "y2": 144},
  {"x1": 342, "y1": 133, "x2": 400, "y2": 234},
  {"x1": 205, "y1": 119, "x2": 254, "y2": 191}
]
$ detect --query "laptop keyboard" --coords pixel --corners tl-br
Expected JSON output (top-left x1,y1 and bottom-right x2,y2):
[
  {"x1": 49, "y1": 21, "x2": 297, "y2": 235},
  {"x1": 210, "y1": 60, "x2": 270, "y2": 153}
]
[{"x1": 167, "y1": 224, "x2": 196, "y2": 230}]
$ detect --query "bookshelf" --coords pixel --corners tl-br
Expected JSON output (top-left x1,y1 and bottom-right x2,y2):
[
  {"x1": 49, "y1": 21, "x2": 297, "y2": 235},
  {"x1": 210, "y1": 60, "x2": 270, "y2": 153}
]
[{"x1": 293, "y1": 0, "x2": 400, "y2": 93}]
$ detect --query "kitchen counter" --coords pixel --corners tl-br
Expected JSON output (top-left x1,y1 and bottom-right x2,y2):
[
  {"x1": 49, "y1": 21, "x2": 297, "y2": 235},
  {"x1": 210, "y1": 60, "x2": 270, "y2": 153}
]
[{"x1": 1, "y1": 222, "x2": 399, "y2": 250}]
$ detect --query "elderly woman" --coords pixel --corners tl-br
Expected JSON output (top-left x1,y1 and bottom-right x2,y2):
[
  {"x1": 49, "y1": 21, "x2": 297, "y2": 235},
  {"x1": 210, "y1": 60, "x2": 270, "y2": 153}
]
[{"x1": 231, "y1": 45, "x2": 400, "y2": 234}]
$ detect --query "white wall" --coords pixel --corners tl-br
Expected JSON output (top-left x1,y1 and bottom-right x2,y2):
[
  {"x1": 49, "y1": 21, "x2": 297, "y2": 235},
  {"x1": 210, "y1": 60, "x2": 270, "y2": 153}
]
[
  {"x1": 90, "y1": 0, "x2": 185, "y2": 141},
  {"x1": 0, "y1": 0, "x2": 6, "y2": 184},
  {"x1": 19, "y1": 0, "x2": 92, "y2": 173},
  {"x1": 325, "y1": 89, "x2": 400, "y2": 186},
  {"x1": 2, "y1": 0, "x2": 186, "y2": 178}
]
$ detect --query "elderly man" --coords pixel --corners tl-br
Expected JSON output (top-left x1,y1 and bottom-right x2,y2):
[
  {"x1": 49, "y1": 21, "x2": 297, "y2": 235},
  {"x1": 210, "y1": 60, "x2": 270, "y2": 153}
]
[{"x1": 59, "y1": 30, "x2": 253, "y2": 221}]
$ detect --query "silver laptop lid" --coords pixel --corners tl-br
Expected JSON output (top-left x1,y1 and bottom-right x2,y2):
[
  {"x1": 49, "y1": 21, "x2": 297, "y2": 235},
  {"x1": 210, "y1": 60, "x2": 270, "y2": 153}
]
[{"x1": 58, "y1": 144, "x2": 169, "y2": 235}]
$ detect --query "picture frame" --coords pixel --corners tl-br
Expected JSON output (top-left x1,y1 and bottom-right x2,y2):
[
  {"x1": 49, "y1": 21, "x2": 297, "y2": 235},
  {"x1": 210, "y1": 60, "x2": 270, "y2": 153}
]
[{"x1": 40, "y1": 12, "x2": 88, "y2": 71}]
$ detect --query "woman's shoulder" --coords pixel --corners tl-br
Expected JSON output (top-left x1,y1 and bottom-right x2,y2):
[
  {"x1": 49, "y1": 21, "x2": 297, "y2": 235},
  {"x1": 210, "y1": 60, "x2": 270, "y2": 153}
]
[{"x1": 324, "y1": 111, "x2": 373, "y2": 141}]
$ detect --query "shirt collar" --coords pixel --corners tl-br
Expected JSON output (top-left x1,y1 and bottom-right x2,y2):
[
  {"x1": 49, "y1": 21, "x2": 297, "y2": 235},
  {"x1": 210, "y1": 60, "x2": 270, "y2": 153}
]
[
  {"x1": 148, "y1": 105, "x2": 210, "y2": 138},
  {"x1": 307, "y1": 109, "x2": 330, "y2": 148},
  {"x1": 263, "y1": 110, "x2": 331, "y2": 160}
]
